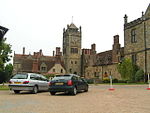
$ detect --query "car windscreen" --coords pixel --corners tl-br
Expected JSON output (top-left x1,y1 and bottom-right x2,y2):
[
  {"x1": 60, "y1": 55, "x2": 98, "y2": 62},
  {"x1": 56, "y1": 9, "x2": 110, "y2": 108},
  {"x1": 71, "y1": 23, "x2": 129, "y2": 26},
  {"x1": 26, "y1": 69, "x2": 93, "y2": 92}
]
[
  {"x1": 12, "y1": 74, "x2": 28, "y2": 79},
  {"x1": 52, "y1": 75, "x2": 71, "y2": 81}
]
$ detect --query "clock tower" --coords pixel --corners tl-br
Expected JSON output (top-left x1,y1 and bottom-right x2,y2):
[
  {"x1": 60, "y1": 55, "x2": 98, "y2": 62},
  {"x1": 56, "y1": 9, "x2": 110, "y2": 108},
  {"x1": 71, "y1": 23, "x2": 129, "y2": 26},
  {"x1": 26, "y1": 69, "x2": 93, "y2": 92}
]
[{"x1": 63, "y1": 23, "x2": 82, "y2": 75}]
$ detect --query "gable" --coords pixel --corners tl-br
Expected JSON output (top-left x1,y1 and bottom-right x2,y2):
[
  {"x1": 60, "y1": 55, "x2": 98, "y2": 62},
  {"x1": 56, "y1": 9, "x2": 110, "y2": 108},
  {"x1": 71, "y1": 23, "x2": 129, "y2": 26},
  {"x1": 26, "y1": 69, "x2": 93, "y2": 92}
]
[
  {"x1": 144, "y1": 4, "x2": 150, "y2": 19},
  {"x1": 48, "y1": 63, "x2": 66, "y2": 74}
]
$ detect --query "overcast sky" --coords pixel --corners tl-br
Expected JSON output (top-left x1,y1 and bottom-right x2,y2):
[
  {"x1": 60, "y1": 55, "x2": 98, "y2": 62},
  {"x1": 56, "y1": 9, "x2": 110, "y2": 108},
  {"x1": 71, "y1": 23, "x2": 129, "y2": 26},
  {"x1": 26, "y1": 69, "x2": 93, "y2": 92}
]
[{"x1": 0, "y1": 0, "x2": 150, "y2": 58}]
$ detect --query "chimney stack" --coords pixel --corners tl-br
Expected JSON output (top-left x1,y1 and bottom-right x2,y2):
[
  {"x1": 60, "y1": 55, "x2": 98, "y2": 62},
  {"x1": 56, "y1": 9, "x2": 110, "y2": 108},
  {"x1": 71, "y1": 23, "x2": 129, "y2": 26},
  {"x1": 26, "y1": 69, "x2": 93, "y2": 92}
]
[
  {"x1": 53, "y1": 51, "x2": 55, "y2": 56},
  {"x1": 39, "y1": 49, "x2": 42, "y2": 56},
  {"x1": 23, "y1": 47, "x2": 25, "y2": 55},
  {"x1": 56, "y1": 47, "x2": 60, "y2": 56}
]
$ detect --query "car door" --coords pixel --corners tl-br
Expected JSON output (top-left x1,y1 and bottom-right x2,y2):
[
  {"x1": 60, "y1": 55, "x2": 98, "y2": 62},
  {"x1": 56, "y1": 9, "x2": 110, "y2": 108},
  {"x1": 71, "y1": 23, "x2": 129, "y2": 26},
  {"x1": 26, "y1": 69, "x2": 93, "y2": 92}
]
[
  {"x1": 30, "y1": 74, "x2": 40, "y2": 87},
  {"x1": 77, "y1": 77, "x2": 84, "y2": 90},
  {"x1": 81, "y1": 78, "x2": 88, "y2": 90},
  {"x1": 38, "y1": 74, "x2": 49, "y2": 91}
]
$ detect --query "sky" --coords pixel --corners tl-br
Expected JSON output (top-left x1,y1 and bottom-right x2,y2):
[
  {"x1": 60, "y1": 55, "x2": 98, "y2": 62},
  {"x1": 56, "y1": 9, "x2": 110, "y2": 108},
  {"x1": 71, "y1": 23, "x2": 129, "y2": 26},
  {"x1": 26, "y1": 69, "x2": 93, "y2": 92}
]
[{"x1": 0, "y1": 0, "x2": 150, "y2": 60}]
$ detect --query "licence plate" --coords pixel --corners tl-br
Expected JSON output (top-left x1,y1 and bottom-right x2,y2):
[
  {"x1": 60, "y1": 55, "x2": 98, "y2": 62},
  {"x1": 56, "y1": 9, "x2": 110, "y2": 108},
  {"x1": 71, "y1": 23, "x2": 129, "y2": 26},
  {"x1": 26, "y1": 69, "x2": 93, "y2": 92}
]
[
  {"x1": 55, "y1": 83, "x2": 63, "y2": 85},
  {"x1": 14, "y1": 82, "x2": 22, "y2": 84}
]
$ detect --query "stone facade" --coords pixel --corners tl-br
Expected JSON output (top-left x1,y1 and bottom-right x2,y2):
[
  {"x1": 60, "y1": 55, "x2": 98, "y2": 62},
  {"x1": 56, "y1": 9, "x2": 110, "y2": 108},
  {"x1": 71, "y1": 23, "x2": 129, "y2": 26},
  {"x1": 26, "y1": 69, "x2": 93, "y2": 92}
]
[
  {"x1": 124, "y1": 4, "x2": 150, "y2": 75},
  {"x1": 13, "y1": 47, "x2": 65, "y2": 75},
  {"x1": 84, "y1": 64, "x2": 121, "y2": 80},
  {"x1": 83, "y1": 35, "x2": 124, "y2": 79},
  {"x1": 63, "y1": 23, "x2": 82, "y2": 75}
]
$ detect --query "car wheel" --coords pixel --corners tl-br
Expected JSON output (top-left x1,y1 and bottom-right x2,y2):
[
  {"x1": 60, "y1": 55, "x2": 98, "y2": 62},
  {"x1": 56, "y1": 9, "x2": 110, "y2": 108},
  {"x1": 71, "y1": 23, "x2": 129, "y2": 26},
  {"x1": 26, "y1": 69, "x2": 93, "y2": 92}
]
[
  {"x1": 14, "y1": 90, "x2": 20, "y2": 94},
  {"x1": 72, "y1": 87, "x2": 77, "y2": 95},
  {"x1": 32, "y1": 86, "x2": 38, "y2": 94},
  {"x1": 84, "y1": 85, "x2": 88, "y2": 92},
  {"x1": 50, "y1": 92, "x2": 56, "y2": 95}
]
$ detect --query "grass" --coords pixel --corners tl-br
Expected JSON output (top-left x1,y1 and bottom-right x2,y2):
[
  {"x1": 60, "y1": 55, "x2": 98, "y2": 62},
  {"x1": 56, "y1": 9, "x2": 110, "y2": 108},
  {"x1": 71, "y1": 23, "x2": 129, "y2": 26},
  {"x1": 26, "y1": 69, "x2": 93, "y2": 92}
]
[{"x1": 0, "y1": 85, "x2": 9, "y2": 90}]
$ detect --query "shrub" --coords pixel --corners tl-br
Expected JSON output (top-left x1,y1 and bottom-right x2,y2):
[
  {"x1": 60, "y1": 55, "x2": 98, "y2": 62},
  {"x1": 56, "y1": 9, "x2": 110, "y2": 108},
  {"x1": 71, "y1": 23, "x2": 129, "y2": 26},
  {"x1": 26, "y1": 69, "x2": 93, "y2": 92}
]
[
  {"x1": 102, "y1": 78, "x2": 110, "y2": 83},
  {"x1": 113, "y1": 78, "x2": 118, "y2": 83},
  {"x1": 44, "y1": 74, "x2": 56, "y2": 79},
  {"x1": 135, "y1": 69, "x2": 144, "y2": 82},
  {"x1": 118, "y1": 80, "x2": 127, "y2": 83},
  {"x1": 85, "y1": 79, "x2": 94, "y2": 84}
]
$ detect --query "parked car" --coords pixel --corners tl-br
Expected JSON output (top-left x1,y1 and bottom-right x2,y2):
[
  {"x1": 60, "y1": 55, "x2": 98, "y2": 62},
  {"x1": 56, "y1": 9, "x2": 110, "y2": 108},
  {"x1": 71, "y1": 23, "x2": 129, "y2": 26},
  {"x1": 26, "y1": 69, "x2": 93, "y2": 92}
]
[
  {"x1": 49, "y1": 74, "x2": 88, "y2": 95},
  {"x1": 9, "y1": 73, "x2": 49, "y2": 94}
]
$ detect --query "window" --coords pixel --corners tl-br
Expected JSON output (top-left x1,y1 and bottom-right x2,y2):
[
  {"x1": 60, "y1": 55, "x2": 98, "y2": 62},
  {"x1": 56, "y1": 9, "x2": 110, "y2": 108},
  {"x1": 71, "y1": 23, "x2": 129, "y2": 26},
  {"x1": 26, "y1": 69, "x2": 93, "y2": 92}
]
[
  {"x1": 70, "y1": 68, "x2": 72, "y2": 73},
  {"x1": 41, "y1": 67, "x2": 46, "y2": 71},
  {"x1": 12, "y1": 74, "x2": 28, "y2": 79},
  {"x1": 75, "y1": 61, "x2": 77, "y2": 64},
  {"x1": 71, "y1": 61, "x2": 73, "y2": 64},
  {"x1": 61, "y1": 69, "x2": 63, "y2": 73},
  {"x1": 71, "y1": 48, "x2": 78, "y2": 54},
  {"x1": 40, "y1": 63, "x2": 47, "y2": 72},
  {"x1": 53, "y1": 69, "x2": 55, "y2": 72},
  {"x1": 131, "y1": 29, "x2": 136, "y2": 43},
  {"x1": 132, "y1": 54, "x2": 137, "y2": 64},
  {"x1": 94, "y1": 72, "x2": 97, "y2": 77}
]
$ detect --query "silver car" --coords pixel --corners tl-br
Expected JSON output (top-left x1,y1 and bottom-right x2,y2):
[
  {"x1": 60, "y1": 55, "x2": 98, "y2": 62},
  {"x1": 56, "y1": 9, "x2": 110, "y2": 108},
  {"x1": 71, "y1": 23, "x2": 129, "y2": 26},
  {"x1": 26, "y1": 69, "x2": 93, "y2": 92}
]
[{"x1": 9, "y1": 73, "x2": 49, "y2": 94}]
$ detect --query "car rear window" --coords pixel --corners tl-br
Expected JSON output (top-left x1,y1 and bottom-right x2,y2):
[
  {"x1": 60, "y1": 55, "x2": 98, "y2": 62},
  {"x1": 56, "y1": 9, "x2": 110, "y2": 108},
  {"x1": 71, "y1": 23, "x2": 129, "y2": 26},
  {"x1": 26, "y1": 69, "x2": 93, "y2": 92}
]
[
  {"x1": 52, "y1": 75, "x2": 71, "y2": 80},
  {"x1": 12, "y1": 74, "x2": 28, "y2": 79}
]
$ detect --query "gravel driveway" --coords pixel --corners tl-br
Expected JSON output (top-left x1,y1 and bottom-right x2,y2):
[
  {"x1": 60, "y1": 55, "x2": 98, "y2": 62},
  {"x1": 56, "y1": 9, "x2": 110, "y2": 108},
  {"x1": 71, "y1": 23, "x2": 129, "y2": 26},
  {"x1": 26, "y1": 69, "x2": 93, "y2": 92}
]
[{"x1": 0, "y1": 85, "x2": 150, "y2": 113}]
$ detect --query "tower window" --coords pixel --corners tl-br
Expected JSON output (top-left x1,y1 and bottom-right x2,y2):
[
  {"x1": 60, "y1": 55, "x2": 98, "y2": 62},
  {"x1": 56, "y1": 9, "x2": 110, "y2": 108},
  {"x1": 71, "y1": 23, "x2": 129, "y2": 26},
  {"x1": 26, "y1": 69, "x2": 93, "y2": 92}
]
[
  {"x1": 75, "y1": 61, "x2": 77, "y2": 64},
  {"x1": 71, "y1": 48, "x2": 78, "y2": 54},
  {"x1": 53, "y1": 69, "x2": 55, "y2": 72},
  {"x1": 131, "y1": 29, "x2": 136, "y2": 43}
]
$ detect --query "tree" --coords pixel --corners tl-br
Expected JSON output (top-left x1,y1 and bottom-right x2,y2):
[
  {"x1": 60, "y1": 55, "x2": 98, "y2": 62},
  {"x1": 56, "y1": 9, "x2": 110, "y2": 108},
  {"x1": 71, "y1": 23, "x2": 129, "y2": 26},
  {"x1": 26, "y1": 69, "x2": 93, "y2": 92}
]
[
  {"x1": 135, "y1": 69, "x2": 144, "y2": 82},
  {"x1": 117, "y1": 58, "x2": 138, "y2": 81},
  {"x1": 4, "y1": 63, "x2": 13, "y2": 82},
  {"x1": 0, "y1": 38, "x2": 12, "y2": 83},
  {"x1": 0, "y1": 38, "x2": 12, "y2": 70}
]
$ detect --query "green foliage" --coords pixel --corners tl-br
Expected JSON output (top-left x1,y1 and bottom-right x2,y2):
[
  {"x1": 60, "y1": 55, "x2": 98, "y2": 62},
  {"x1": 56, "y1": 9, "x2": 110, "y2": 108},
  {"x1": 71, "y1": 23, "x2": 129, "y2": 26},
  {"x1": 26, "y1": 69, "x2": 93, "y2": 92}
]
[
  {"x1": 4, "y1": 63, "x2": 13, "y2": 81},
  {"x1": 113, "y1": 78, "x2": 118, "y2": 83},
  {"x1": 102, "y1": 78, "x2": 110, "y2": 83},
  {"x1": 117, "y1": 58, "x2": 132, "y2": 80},
  {"x1": 0, "y1": 38, "x2": 12, "y2": 83},
  {"x1": 86, "y1": 79, "x2": 94, "y2": 84},
  {"x1": 0, "y1": 38, "x2": 12, "y2": 71},
  {"x1": 118, "y1": 80, "x2": 127, "y2": 83},
  {"x1": 44, "y1": 73, "x2": 56, "y2": 79},
  {"x1": 135, "y1": 69, "x2": 144, "y2": 82},
  {"x1": 0, "y1": 64, "x2": 13, "y2": 83},
  {"x1": 0, "y1": 72, "x2": 6, "y2": 83},
  {"x1": 117, "y1": 58, "x2": 139, "y2": 81},
  {"x1": 0, "y1": 85, "x2": 9, "y2": 90}
]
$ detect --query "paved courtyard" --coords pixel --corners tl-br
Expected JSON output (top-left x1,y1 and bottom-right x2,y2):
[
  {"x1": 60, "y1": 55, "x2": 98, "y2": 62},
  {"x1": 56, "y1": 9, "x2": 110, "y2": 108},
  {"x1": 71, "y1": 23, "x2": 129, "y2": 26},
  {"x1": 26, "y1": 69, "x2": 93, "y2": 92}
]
[{"x1": 0, "y1": 85, "x2": 150, "y2": 113}]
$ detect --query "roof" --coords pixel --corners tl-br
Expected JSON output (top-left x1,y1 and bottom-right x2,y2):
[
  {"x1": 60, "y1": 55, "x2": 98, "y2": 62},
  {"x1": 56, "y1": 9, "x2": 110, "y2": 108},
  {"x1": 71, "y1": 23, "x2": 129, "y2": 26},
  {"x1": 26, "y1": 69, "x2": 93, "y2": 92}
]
[
  {"x1": 69, "y1": 23, "x2": 78, "y2": 29},
  {"x1": 144, "y1": 3, "x2": 150, "y2": 18}
]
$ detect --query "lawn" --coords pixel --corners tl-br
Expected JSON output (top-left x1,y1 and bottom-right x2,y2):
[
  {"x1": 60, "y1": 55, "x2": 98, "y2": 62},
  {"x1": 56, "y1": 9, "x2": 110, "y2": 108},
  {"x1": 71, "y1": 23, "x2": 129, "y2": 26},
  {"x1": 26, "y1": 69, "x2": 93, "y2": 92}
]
[{"x1": 0, "y1": 85, "x2": 9, "y2": 90}]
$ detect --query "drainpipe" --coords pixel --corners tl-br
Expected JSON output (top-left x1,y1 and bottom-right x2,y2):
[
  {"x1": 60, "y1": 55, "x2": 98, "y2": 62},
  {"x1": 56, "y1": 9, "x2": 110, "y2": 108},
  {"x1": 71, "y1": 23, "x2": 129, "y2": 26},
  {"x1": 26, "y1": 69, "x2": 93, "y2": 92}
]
[{"x1": 144, "y1": 21, "x2": 147, "y2": 82}]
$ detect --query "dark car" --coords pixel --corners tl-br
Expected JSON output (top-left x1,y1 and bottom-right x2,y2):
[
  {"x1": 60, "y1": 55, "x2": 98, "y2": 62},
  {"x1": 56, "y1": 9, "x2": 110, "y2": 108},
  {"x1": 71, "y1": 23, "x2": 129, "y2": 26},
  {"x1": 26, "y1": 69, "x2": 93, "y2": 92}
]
[{"x1": 49, "y1": 74, "x2": 88, "y2": 95}]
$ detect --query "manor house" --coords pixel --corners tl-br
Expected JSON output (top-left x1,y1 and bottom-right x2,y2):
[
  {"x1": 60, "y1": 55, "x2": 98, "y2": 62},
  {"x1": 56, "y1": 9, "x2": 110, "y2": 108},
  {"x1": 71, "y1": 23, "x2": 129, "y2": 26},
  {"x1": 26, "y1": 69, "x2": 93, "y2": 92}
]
[{"x1": 13, "y1": 4, "x2": 150, "y2": 80}]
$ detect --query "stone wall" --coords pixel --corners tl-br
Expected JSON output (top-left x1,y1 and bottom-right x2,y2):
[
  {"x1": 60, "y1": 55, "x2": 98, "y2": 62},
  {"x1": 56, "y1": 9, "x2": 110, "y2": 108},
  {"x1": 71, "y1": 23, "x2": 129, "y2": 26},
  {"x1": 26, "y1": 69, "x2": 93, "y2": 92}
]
[{"x1": 84, "y1": 64, "x2": 121, "y2": 80}]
